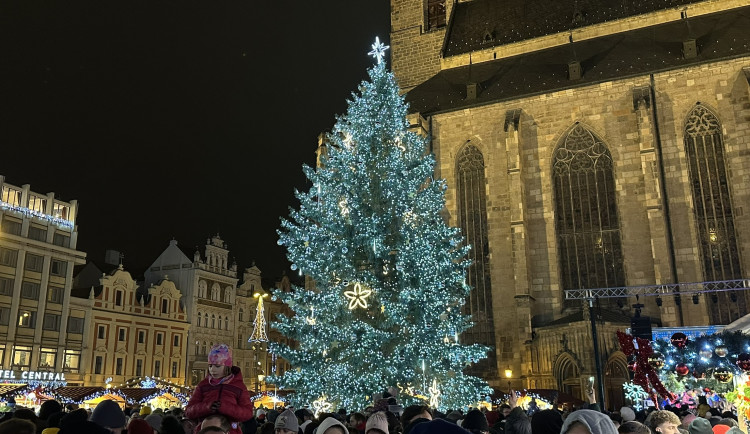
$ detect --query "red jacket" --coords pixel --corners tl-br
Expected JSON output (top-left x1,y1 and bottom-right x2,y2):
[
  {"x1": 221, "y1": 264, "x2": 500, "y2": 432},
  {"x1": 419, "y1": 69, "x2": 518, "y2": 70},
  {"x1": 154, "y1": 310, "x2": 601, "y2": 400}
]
[{"x1": 185, "y1": 366, "x2": 254, "y2": 434}]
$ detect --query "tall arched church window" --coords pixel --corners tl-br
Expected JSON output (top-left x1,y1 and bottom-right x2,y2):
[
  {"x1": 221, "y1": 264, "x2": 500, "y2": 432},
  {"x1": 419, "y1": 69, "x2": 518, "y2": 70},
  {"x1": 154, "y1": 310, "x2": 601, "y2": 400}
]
[
  {"x1": 684, "y1": 104, "x2": 745, "y2": 323},
  {"x1": 456, "y1": 144, "x2": 496, "y2": 372},
  {"x1": 553, "y1": 124, "x2": 625, "y2": 301}
]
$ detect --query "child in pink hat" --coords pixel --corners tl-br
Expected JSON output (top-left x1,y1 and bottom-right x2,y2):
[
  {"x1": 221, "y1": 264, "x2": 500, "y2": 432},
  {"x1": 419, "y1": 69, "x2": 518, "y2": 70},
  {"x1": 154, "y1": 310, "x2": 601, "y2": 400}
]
[{"x1": 185, "y1": 343, "x2": 253, "y2": 434}]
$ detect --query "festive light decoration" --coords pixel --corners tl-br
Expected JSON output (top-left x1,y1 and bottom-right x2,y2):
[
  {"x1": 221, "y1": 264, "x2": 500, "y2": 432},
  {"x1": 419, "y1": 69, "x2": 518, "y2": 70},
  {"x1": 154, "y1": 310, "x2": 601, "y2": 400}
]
[
  {"x1": 267, "y1": 37, "x2": 492, "y2": 411},
  {"x1": 617, "y1": 330, "x2": 673, "y2": 403},
  {"x1": 649, "y1": 352, "x2": 665, "y2": 370},
  {"x1": 312, "y1": 396, "x2": 332, "y2": 418},
  {"x1": 368, "y1": 36, "x2": 389, "y2": 64},
  {"x1": 714, "y1": 368, "x2": 733, "y2": 383},
  {"x1": 623, "y1": 381, "x2": 649, "y2": 410},
  {"x1": 249, "y1": 292, "x2": 269, "y2": 343},
  {"x1": 671, "y1": 333, "x2": 688, "y2": 349},
  {"x1": 715, "y1": 345, "x2": 729, "y2": 358},
  {"x1": 726, "y1": 380, "x2": 750, "y2": 424},
  {"x1": 675, "y1": 363, "x2": 690, "y2": 376},
  {"x1": 428, "y1": 378, "x2": 441, "y2": 409},
  {"x1": 0, "y1": 201, "x2": 74, "y2": 228},
  {"x1": 737, "y1": 354, "x2": 750, "y2": 372},
  {"x1": 343, "y1": 282, "x2": 372, "y2": 310}
]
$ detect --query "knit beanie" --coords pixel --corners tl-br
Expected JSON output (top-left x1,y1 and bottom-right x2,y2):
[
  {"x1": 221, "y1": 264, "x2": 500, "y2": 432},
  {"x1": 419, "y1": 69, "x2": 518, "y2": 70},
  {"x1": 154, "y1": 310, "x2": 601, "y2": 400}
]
[
  {"x1": 90, "y1": 399, "x2": 127, "y2": 429},
  {"x1": 713, "y1": 425, "x2": 730, "y2": 434},
  {"x1": 140, "y1": 405, "x2": 152, "y2": 416},
  {"x1": 275, "y1": 409, "x2": 299, "y2": 433},
  {"x1": 128, "y1": 418, "x2": 156, "y2": 434},
  {"x1": 682, "y1": 414, "x2": 697, "y2": 429},
  {"x1": 366, "y1": 412, "x2": 390, "y2": 434},
  {"x1": 145, "y1": 414, "x2": 163, "y2": 432},
  {"x1": 689, "y1": 418, "x2": 714, "y2": 434},
  {"x1": 620, "y1": 406, "x2": 636, "y2": 423},
  {"x1": 461, "y1": 410, "x2": 489, "y2": 432},
  {"x1": 208, "y1": 343, "x2": 233, "y2": 367},
  {"x1": 317, "y1": 416, "x2": 349, "y2": 434},
  {"x1": 530, "y1": 409, "x2": 563, "y2": 434}
]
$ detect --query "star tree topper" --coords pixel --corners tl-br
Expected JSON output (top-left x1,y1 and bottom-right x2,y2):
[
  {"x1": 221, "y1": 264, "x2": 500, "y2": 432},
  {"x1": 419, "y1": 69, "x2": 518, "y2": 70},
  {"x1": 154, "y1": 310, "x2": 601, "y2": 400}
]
[{"x1": 368, "y1": 36, "x2": 389, "y2": 64}]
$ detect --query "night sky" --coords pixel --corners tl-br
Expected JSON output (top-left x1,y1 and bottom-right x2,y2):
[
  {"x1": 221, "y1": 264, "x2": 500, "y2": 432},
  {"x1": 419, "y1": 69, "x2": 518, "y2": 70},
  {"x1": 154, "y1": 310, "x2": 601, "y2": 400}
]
[{"x1": 1, "y1": 2, "x2": 391, "y2": 286}]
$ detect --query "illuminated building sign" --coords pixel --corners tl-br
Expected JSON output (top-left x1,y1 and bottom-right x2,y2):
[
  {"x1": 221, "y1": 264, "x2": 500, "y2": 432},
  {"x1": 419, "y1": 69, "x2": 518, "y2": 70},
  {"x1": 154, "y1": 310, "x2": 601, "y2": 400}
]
[{"x1": 0, "y1": 370, "x2": 66, "y2": 382}]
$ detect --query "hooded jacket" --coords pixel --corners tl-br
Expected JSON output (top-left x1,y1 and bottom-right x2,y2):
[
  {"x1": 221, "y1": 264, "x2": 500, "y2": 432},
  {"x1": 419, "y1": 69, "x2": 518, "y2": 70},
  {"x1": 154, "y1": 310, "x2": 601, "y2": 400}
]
[
  {"x1": 316, "y1": 416, "x2": 349, "y2": 434},
  {"x1": 560, "y1": 409, "x2": 618, "y2": 434},
  {"x1": 185, "y1": 366, "x2": 254, "y2": 434}
]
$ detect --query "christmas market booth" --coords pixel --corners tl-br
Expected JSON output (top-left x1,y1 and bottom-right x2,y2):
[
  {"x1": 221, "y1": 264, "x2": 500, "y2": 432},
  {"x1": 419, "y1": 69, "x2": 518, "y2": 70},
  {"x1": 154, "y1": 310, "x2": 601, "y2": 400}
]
[
  {"x1": 251, "y1": 390, "x2": 290, "y2": 409},
  {"x1": 0, "y1": 369, "x2": 69, "y2": 409},
  {"x1": 115, "y1": 376, "x2": 193, "y2": 408},
  {"x1": 490, "y1": 388, "x2": 584, "y2": 410}
]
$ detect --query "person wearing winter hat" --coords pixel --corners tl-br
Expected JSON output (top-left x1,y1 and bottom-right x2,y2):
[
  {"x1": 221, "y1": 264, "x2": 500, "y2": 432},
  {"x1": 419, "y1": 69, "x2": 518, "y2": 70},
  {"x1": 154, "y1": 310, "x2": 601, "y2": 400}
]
[
  {"x1": 315, "y1": 416, "x2": 349, "y2": 434},
  {"x1": 145, "y1": 413, "x2": 163, "y2": 432},
  {"x1": 185, "y1": 343, "x2": 253, "y2": 434},
  {"x1": 128, "y1": 418, "x2": 157, "y2": 434},
  {"x1": 141, "y1": 405, "x2": 153, "y2": 416},
  {"x1": 296, "y1": 408, "x2": 314, "y2": 432},
  {"x1": 648, "y1": 410, "x2": 680, "y2": 434},
  {"x1": 461, "y1": 409, "x2": 489, "y2": 434},
  {"x1": 561, "y1": 409, "x2": 618, "y2": 434},
  {"x1": 91, "y1": 399, "x2": 128, "y2": 431},
  {"x1": 619, "y1": 407, "x2": 636, "y2": 423},
  {"x1": 530, "y1": 409, "x2": 563, "y2": 434},
  {"x1": 688, "y1": 418, "x2": 714, "y2": 434},
  {"x1": 713, "y1": 425, "x2": 731, "y2": 434},
  {"x1": 365, "y1": 412, "x2": 389, "y2": 434},
  {"x1": 275, "y1": 409, "x2": 300, "y2": 434},
  {"x1": 409, "y1": 418, "x2": 472, "y2": 434},
  {"x1": 682, "y1": 414, "x2": 697, "y2": 429}
]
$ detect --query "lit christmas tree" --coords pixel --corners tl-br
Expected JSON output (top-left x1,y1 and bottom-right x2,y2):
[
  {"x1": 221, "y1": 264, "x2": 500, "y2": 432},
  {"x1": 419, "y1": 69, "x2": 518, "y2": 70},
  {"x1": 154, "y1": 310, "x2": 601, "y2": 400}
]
[{"x1": 267, "y1": 37, "x2": 492, "y2": 411}]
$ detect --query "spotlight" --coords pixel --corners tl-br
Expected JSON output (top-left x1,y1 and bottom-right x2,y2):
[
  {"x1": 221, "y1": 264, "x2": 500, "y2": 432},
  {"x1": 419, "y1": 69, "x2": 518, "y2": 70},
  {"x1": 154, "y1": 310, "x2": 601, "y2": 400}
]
[
  {"x1": 674, "y1": 295, "x2": 681, "y2": 306},
  {"x1": 731, "y1": 292, "x2": 738, "y2": 302},
  {"x1": 692, "y1": 294, "x2": 700, "y2": 304},
  {"x1": 711, "y1": 294, "x2": 718, "y2": 303},
  {"x1": 656, "y1": 297, "x2": 663, "y2": 307}
]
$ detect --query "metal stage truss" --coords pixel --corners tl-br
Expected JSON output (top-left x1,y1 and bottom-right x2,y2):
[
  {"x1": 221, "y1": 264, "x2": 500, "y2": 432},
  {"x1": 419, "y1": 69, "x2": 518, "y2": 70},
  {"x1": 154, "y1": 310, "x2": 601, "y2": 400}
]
[{"x1": 564, "y1": 279, "x2": 750, "y2": 300}]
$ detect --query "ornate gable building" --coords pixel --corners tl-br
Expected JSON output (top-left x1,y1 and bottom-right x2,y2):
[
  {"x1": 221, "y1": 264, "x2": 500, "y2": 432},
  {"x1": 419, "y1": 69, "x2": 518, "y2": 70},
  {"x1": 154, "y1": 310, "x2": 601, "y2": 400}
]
[{"x1": 390, "y1": 0, "x2": 750, "y2": 408}]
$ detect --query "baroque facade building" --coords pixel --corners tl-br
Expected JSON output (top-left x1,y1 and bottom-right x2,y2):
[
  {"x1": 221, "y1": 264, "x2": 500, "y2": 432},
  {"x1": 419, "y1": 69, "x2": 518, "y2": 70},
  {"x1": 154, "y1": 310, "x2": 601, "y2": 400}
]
[
  {"x1": 0, "y1": 176, "x2": 88, "y2": 385},
  {"x1": 390, "y1": 0, "x2": 750, "y2": 409},
  {"x1": 72, "y1": 266, "x2": 190, "y2": 386},
  {"x1": 144, "y1": 236, "x2": 239, "y2": 387}
]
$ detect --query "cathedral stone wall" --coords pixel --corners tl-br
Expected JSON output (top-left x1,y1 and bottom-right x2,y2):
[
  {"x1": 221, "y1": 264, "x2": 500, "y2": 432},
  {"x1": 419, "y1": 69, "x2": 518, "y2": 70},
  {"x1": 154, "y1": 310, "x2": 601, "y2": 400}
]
[{"x1": 427, "y1": 57, "x2": 750, "y2": 389}]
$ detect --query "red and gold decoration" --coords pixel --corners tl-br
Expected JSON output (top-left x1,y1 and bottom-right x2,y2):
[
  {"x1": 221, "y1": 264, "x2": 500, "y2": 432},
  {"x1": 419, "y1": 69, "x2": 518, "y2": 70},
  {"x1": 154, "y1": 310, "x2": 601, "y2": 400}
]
[
  {"x1": 648, "y1": 352, "x2": 665, "y2": 370},
  {"x1": 715, "y1": 345, "x2": 729, "y2": 358},
  {"x1": 675, "y1": 363, "x2": 690, "y2": 377},
  {"x1": 737, "y1": 353, "x2": 750, "y2": 373},
  {"x1": 713, "y1": 368, "x2": 733, "y2": 383},
  {"x1": 617, "y1": 330, "x2": 674, "y2": 405},
  {"x1": 671, "y1": 333, "x2": 688, "y2": 349}
]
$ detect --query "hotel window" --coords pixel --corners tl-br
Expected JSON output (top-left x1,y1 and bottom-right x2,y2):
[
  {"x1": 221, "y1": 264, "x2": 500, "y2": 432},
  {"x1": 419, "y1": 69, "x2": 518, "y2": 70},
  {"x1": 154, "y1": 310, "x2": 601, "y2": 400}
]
[
  {"x1": 0, "y1": 277, "x2": 13, "y2": 296},
  {"x1": 172, "y1": 361, "x2": 178, "y2": 377},
  {"x1": 0, "y1": 217, "x2": 21, "y2": 236},
  {"x1": 47, "y1": 285, "x2": 63, "y2": 304},
  {"x1": 21, "y1": 281, "x2": 40, "y2": 299},
  {"x1": 116, "y1": 358, "x2": 123, "y2": 375},
  {"x1": 28, "y1": 225, "x2": 47, "y2": 242},
  {"x1": 94, "y1": 356, "x2": 103, "y2": 374},
  {"x1": 42, "y1": 313, "x2": 60, "y2": 331},
  {"x1": 24, "y1": 253, "x2": 43, "y2": 272},
  {"x1": 211, "y1": 314, "x2": 215, "y2": 329},
  {"x1": 238, "y1": 308, "x2": 244, "y2": 322},
  {"x1": 98, "y1": 325, "x2": 106, "y2": 339},
  {"x1": 173, "y1": 335, "x2": 180, "y2": 347},
  {"x1": 156, "y1": 332, "x2": 163, "y2": 345},
  {"x1": 1, "y1": 186, "x2": 21, "y2": 206},
  {"x1": 52, "y1": 203, "x2": 69, "y2": 220},
  {"x1": 0, "y1": 307, "x2": 10, "y2": 325},
  {"x1": 39, "y1": 348, "x2": 56, "y2": 368},
  {"x1": 136, "y1": 359, "x2": 143, "y2": 377},
  {"x1": 138, "y1": 330, "x2": 145, "y2": 344},
  {"x1": 67, "y1": 317, "x2": 84, "y2": 334},
  {"x1": 0, "y1": 247, "x2": 18, "y2": 266},
  {"x1": 64, "y1": 349, "x2": 81, "y2": 373},
  {"x1": 118, "y1": 328, "x2": 126, "y2": 341},
  {"x1": 162, "y1": 299, "x2": 168, "y2": 313},
  {"x1": 28, "y1": 194, "x2": 47, "y2": 213},
  {"x1": 18, "y1": 310, "x2": 35, "y2": 328},
  {"x1": 12, "y1": 346, "x2": 31, "y2": 368},
  {"x1": 154, "y1": 360, "x2": 161, "y2": 377},
  {"x1": 52, "y1": 232, "x2": 70, "y2": 248},
  {"x1": 115, "y1": 290, "x2": 123, "y2": 306},
  {"x1": 50, "y1": 260, "x2": 67, "y2": 277}
]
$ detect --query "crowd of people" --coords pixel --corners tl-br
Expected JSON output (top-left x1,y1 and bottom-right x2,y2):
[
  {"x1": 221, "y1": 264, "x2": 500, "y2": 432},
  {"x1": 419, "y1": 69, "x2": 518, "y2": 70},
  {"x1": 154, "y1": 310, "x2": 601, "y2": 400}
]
[{"x1": 0, "y1": 343, "x2": 743, "y2": 434}]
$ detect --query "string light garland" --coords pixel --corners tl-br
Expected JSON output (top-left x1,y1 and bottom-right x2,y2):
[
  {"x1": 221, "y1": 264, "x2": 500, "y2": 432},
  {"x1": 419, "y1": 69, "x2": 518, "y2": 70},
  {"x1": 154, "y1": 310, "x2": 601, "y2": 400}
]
[{"x1": 268, "y1": 37, "x2": 492, "y2": 411}]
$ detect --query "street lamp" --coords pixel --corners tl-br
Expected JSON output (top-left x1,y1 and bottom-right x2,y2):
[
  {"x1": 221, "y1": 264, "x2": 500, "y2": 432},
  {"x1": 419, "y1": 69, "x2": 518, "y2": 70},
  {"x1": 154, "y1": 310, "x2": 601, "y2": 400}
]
[{"x1": 504, "y1": 368, "x2": 512, "y2": 391}]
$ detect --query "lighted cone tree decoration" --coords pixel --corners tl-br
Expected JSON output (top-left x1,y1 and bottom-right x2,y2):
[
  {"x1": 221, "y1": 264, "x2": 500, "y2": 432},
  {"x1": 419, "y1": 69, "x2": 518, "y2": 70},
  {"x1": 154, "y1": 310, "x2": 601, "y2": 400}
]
[{"x1": 267, "y1": 37, "x2": 492, "y2": 411}]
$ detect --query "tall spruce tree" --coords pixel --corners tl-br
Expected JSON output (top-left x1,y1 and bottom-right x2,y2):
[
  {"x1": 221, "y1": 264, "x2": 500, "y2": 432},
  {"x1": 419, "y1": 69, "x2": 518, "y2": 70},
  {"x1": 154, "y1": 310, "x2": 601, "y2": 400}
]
[{"x1": 268, "y1": 38, "x2": 491, "y2": 411}]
